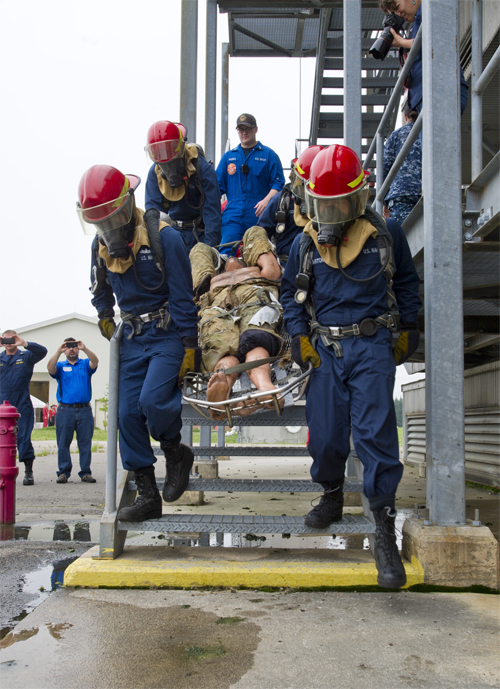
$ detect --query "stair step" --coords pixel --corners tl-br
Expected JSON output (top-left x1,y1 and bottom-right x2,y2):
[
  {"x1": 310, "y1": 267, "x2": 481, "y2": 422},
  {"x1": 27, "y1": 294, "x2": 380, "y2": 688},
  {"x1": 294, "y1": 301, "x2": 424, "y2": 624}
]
[
  {"x1": 129, "y1": 478, "x2": 363, "y2": 493},
  {"x1": 326, "y1": 38, "x2": 375, "y2": 50},
  {"x1": 323, "y1": 76, "x2": 398, "y2": 89},
  {"x1": 324, "y1": 57, "x2": 401, "y2": 70},
  {"x1": 321, "y1": 94, "x2": 393, "y2": 106},
  {"x1": 154, "y1": 445, "x2": 311, "y2": 457},
  {"x1": 118, "y1": 513, "x2": 375, "y2": 535}
]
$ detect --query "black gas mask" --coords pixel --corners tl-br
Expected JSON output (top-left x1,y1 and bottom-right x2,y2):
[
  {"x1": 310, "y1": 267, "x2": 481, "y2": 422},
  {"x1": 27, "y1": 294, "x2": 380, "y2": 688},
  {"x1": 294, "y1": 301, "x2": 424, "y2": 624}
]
[
  {"x1": 159, "y1": 156, "x2": 188, "y2": 189},
  {"x1": 313, "y1": 220, "x2": 354, "y2": 248},
  {"x1": 98, "y1": 214, "x2": 136, "y2": 259}
]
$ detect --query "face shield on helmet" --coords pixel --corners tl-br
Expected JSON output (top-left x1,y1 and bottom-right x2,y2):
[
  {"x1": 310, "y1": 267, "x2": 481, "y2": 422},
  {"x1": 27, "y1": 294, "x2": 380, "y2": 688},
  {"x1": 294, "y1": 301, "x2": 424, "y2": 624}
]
[
  {"x1": 304, "y1": 145, "x2": 370, "y2": 247},
  {"x1": 145, "y1": 121, "x2": 185, "y2": 163},
  {"x1": 305, "y1": 179, "x2": 370, "y2": 226},
  {"x1": 77, "y1": 165, "x2": 141, "y2": 258},
  {"x1": 145, "y1": 121, "x2": 187, "y2": 188}
]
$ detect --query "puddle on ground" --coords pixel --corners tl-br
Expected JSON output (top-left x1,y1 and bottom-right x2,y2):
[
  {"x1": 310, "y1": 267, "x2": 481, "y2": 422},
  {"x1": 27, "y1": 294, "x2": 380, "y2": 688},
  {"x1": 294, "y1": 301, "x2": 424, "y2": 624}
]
[
  {"x1": 0, "y1": 520, "x2": 100, "y2": 542},
  {"x1": 1, "y1": 602, "x2": 260, "y2": 689},
  {"x1": 0, "y1": 557, "x2": 78, "y2": 641}
]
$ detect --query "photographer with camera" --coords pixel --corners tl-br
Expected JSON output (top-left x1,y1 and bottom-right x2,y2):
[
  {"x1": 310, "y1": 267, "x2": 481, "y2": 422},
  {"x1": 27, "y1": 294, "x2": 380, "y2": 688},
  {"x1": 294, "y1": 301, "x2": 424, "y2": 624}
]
[
  {"x1": 47, "y1": 338, "x2": 98, "y2": 484},
  {"x1": 280, "y1": 145, "x2": 422, "y2": 589},
  {"x1": 0, "y1": 330, "x2": 47, "y2": 486},
  {"x1": 377, "y1": 0, "x2": 468, "y2": 115}
]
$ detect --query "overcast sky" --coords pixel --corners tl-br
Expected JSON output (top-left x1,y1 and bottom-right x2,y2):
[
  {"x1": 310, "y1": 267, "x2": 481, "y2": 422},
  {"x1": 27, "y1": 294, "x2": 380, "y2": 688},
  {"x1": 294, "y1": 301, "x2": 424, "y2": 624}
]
[{"x1": 0, "y1": 0, "x2": 421, "y2": 395}]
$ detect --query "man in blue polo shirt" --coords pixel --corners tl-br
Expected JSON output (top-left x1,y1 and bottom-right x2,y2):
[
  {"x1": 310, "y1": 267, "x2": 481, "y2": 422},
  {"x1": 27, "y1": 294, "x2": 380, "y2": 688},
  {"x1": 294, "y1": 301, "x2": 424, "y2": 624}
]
[
  {"x1": 47, "y1": 337, "x2": 99, "y2": 483},
  {"x1": 216, "y1": 113, "x2": 285, "y2": 253}
]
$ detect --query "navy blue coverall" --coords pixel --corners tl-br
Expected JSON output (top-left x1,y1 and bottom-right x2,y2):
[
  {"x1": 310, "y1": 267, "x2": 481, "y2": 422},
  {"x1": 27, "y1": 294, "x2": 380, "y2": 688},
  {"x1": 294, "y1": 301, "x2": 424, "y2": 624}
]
[
  {"x1": 281, "y1": 218, "x2": 422, "y2": 508},
  {"x1": 257, "y1": 185, "x2": 304, "y2": 265},
  {"x1": 145, "y1": 158, "x2": 222, "y2": 251},
  {"x1": 0, "y1": 342, "x2": 47, "y2": 463},
  {"x1": 216, "y1": 142, "x2": 285, "y2": 252},
  {"x1": 407, "y1": 5, "x2": 468, "y2": 115},
  {"x1": 91, "y1": 223, "x2": 199, "y2": 471}
]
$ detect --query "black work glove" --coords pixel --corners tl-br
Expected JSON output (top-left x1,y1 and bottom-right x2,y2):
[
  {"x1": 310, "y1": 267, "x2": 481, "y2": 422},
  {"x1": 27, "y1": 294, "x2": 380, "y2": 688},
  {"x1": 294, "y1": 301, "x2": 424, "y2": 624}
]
[
  {"x1": 291, "y1": 334, "x2": 321, "y2": 372},
  {"x1": 393, "y1": 324, "x2": 420, "y2": 365},
  {"x1": 179, "y1": 336, "x2": 202, "y2": 384},
  {"x1": 98, "y1": 318, "x2": 116, "y2": 341}
]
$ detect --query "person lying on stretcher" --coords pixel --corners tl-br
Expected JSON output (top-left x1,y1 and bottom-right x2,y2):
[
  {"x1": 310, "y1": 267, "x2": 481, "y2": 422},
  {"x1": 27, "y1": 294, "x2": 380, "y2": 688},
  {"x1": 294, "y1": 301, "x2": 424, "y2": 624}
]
[{"x1": 189, "y1": 226, "x2": 283, "y2": 417}]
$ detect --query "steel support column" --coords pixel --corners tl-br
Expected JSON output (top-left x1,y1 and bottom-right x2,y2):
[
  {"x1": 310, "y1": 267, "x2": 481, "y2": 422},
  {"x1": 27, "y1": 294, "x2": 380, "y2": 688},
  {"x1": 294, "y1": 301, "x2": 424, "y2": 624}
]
[
  {"x1": 343, "y1": 0, "x2": 362, "y2": 156},
  {"x1": 471, "y1": 0, "x2": 483, "y2": 180},
  {"x1": 221, "y1": 42, "x2": 229, "y2": 156},
  {"x1": 205, "y1": 0, "x2": 217, "y2": 162},
  {"x1": 422, "y1": 0, "x2": 465, "y2": 526},
  {"x1": 180, "y1": 0, "x2": 198, "y2": 142}
]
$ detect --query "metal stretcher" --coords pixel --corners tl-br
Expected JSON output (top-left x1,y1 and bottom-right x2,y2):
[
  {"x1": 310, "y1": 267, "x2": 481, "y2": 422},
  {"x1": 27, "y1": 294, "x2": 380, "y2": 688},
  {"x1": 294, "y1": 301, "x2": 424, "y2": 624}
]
[{"x1": 182, "y1": 350, "x2": 313, "y2": 427}]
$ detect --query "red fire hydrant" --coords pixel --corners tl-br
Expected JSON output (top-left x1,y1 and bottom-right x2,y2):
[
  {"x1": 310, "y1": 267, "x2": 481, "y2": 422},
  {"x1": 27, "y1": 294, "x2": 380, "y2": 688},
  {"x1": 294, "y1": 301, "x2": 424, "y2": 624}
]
[{"x1": 0, "y1": 400, "x2": 20, "y2": 525}]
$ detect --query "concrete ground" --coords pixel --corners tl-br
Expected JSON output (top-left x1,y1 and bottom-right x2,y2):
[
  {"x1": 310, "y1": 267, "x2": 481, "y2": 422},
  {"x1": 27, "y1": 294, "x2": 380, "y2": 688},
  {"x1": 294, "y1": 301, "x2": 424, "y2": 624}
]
[{"x1": 1, "y1": 445, "x2": 499, "y2": 688}]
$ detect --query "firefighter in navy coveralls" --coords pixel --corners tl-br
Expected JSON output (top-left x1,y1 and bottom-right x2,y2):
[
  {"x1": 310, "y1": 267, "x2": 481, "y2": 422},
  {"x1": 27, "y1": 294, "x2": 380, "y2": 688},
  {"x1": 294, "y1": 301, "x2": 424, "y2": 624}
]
[
  {"x1": 78, "y1": 165, "x2": 201, "y2": 521},
  {"x1": 0, "y1": 331, "x2": 47, "y2": 485},
  {"x1": 258, "y1": 146, "x2": 325, "y2": 265},
  {"x1": 216, "y1": 113, "x2": 285, "y2": 253},
  {"x1": 145, "y1": 120, "x2": 221, "y2": 252},
  {"x1": 281, "y1": 145, "x2": 422, "y2": 588}
]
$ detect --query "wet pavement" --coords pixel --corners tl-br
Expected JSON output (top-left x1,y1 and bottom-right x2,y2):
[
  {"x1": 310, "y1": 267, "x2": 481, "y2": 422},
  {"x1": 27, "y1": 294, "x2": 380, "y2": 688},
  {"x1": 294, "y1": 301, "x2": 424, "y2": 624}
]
[
  {"x1": 0, "y1": 448, "x2": 498, "y2": 688},
  {"x1": 1, "y1": 587, "x2": 498, "y2": 688}
]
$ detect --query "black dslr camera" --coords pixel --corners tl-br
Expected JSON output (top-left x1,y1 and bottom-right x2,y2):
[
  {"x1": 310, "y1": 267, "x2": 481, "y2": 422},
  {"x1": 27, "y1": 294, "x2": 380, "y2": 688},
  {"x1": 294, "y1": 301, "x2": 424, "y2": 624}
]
[{"x1": 369, "y1": 13, "x2": 406, "y2": 61}]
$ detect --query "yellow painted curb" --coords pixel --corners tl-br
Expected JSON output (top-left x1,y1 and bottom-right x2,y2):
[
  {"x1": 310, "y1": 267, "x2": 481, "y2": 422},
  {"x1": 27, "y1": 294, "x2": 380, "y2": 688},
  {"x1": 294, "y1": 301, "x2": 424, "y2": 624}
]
[{"x1": 65, "y1": 555, "x2": 424, "y2": 589}]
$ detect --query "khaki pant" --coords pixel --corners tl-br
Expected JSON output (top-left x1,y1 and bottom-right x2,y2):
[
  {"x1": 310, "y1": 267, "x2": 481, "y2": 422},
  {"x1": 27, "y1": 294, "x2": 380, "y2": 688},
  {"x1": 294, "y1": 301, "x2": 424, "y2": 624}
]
[{"x1": 190, "y1": 227, "x2": 282, "y2": 372}]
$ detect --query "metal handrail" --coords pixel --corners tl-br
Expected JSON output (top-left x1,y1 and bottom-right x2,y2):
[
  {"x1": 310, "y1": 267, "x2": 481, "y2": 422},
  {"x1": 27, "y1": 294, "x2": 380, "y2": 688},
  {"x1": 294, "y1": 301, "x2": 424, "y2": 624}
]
[
  {"x1": 363, "y1": 26, "x2": 422, "y2": 171},
  {"x1": 473, "y1": 44, "x2": 500, "y2": 95},
  {"x1": 104, "y1": 320, "x2": 125, "y2": 515},
  {"x1": 375, "y1": 111, "x2": 423, "y2": 204}
]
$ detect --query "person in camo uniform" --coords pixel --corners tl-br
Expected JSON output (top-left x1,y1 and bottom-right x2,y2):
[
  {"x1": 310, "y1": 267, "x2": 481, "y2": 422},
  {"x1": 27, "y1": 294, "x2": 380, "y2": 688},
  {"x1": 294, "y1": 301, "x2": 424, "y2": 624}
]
[
  {"x1": 189, "y1": 225, "x2": 283, "y2": 416},
  {"x1": 383, "y1": 101, "x2": 422, "y2": 226}
]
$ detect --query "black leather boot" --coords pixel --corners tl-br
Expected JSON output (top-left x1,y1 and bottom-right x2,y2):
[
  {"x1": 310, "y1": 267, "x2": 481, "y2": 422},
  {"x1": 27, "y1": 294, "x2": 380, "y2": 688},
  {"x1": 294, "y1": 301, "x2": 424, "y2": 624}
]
[
  {"x1": 373, "y1": 506, "x2": 407, "y2": 588},
  {"x1": 117, "y1": 466, "x2": 162, "y2": 522},
  {"x1": 304, "y1": 482, "x2": 344, "y2": 528},
  {"x1": 23, "y1": 460, "x2": 34, "y2": 486},
  {"x1": 161, "y1": 434, "x2": 194, "y2": 503}
]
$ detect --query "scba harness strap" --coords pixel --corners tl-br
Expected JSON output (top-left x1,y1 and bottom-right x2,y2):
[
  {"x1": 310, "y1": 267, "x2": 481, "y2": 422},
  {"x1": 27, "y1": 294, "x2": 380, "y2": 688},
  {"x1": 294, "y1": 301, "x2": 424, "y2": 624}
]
[
  {"x1": 296, "y1": 207, "x2": 399, "y2": 357},
  {"x1": 90, "y1": 210, "x2": 165, "y2": 296}
]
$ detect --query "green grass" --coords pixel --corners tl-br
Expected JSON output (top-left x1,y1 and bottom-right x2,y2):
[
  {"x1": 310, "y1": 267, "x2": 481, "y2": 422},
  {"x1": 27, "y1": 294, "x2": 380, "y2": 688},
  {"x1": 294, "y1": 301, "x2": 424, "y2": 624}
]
[{"x1": 32, "y1": 428, "x2": 108, "y2": 441}]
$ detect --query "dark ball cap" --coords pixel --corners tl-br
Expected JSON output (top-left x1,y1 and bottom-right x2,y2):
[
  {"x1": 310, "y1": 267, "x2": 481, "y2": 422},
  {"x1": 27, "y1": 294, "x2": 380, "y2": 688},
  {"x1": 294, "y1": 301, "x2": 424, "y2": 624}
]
[{"x1": 236, "y1": 113, "x2": 257, "y2": 128}]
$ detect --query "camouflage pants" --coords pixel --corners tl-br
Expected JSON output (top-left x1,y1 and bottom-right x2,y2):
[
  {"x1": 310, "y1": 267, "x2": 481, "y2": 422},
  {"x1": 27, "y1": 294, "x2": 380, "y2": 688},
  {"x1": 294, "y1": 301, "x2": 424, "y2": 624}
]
[{"x1": 190, "y1": 227, "x2": 282, "y2": 371}]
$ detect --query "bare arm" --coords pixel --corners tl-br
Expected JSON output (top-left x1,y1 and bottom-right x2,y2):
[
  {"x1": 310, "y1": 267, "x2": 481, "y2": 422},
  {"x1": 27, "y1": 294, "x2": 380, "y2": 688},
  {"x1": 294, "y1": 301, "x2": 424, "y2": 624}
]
[
  {"x1": 254, "y1": 189, "x2": 279, "y2": 218},
  {"x1": 47, "y1": 344, "x2": 67, "y2": 375},
  {"x1": 78, "y1": 342, "x2": 99, "y2": 370},
  {"x1": 390, "y1": 30, "x2": 413, "y2": 50},
  {"x1": 257, "y1": 251, "x2": 281, "y2": 281}
]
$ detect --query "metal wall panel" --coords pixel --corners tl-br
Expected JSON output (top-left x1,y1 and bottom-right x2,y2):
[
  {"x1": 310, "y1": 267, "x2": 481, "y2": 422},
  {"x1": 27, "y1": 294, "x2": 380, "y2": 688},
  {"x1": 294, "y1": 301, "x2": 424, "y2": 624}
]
[{"x1": 403, "y1": 362, "x2": 500, "y2": 486}]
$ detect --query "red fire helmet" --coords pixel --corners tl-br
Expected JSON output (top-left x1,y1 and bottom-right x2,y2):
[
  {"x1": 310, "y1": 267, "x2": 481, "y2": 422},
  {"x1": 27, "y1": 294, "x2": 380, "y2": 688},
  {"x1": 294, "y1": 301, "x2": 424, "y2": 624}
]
[
  {"x1": 305, "y1": 145, "x2": 370, "y2": 224},
  {"x1": 290, "y1": 145, "x2": 325, "y2": 199},
  {"x1": 76, "y1": 165, "x2": 140, "y2": 236},
  {"x1": 145, "y1": 120, "x2": 185, "y2": 163}
]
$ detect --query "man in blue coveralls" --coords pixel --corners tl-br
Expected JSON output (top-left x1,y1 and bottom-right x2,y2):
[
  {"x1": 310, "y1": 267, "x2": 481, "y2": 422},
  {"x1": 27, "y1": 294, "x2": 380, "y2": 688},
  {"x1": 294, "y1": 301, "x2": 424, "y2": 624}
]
[
  {"x1": 0, "y1": 330, "x2": 47, "y2": 485},
  {"x1": 47, "y1": 338, "x2": 99, "y2": 483},
  {"x1": 216, "y1": 113, "x2": 285, "y2": 253},
  {"x1": 145, "y1": 120, "x2": 221, "y2": 251},
  {"x1": 281, "y1": 145, "x2": 422, "y2": 588},
  {"x1": 78, "y1": 164, "x2": 200, "y2": 521}
]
